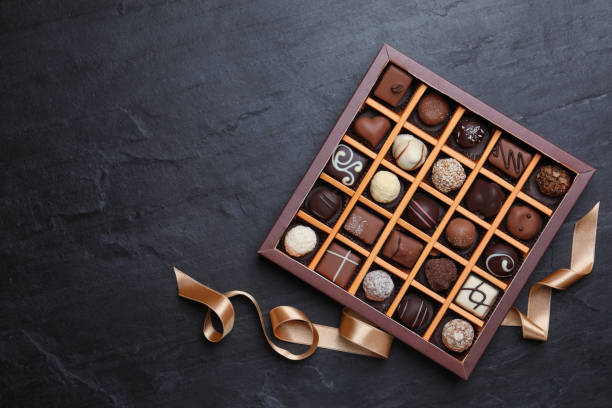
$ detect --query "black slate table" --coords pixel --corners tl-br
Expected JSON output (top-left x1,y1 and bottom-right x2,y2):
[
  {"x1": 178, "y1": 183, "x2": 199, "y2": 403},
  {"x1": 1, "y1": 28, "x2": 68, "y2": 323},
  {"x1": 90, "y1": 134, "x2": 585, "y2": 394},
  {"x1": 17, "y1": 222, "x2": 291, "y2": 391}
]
[{"x1": 2, "y1": 1, "x2": 611, "y2": 406}]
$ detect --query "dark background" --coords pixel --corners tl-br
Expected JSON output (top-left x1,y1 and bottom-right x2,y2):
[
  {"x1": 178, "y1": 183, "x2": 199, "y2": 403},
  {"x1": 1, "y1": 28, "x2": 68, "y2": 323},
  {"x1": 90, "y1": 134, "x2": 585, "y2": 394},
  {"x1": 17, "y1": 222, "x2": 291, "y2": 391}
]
[{"x1": 1, "y1": 0, "x2": 611, "y2": 406}]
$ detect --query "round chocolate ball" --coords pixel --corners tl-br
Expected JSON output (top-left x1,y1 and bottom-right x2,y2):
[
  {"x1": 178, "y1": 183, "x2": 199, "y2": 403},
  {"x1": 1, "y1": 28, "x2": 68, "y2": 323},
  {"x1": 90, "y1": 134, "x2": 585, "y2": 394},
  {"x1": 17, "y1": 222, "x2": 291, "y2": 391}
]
[
  {"x1": 406, "y1": 194, "x2": 439, "y2": 230},
  {"x1": 454, "y1": 117, "x2": 488, "y2": 147},
  {"x1": 506, "y1": 205, "x2": 541, "y2": 240},
  {"x1": 392, "y1": 134, "x2": 428, "y2": 171},
  {"x1": 466, "y1": 179, "x2": 504, "y2": 218},
  {"x1": 445, "y1": 218, "x2": 477, "y2": 249},
  {"x1": 307, "y1": 187, "x2": 342, "y2": 221},
  {"x1": 483, "y1": 243, "x2": 519, "y2": 278},
  {"x1": 425, "y1": 258, "x2": 458, "y2": 292},
  {"x1": 284, "y1": 225, "x2": 317, "y2": 257},
  {"x1": 442, "y1": 319, "x2": 474, "y2": 352},
  {"x1": 396, "y1": 294, "x2": 433, "y2": 330},
  {"x1": 536, "y1": 165, "x2": 571, "y2": 197},
  {"x1": 417, "y1": 93, "x2": 449, "y2": 126},
  {"x1": 362, "y1": 270, "x2": 394, "y2": 302},
  {"x1": 431, "y1": 158, "x2": 466, "y2": 193},
  {"x1": 370, "y1": 170, "x2": 401, "y2": 204}
]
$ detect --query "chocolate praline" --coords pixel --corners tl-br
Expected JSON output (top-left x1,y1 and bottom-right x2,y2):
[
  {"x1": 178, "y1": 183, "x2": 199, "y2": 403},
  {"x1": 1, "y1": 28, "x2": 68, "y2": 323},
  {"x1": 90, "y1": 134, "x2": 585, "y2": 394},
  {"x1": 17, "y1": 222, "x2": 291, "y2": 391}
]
[
  {"x1": 506, "y1": 205, "x2": 541, "y2": 240},
  {"x1": 483, "y1": 243, "x2": 519, "y2": 278},
  {"x1": 307, "y1": 187, "x2": 342, "y2": 221},
  {"x1": 466, "y1": 179, "x2": 504, "y2": 218},
  {"x1": 417, "y1": 93, "x2": 449, "y2": 126},
  {"x1": 396, "y1": 294, "x2": 433, "y2": 330},
  {"x1": 536, "y1": 165, "x2": 571, "y2": 197},
  {"x1": 425, "y1": 258, "x2": 457, "y2": 292},
  {"x1": 455, "y1": 117, "x2": 487, "y2": 147},
  {"x1": 445, "y1": 218, "x2": 477, "y2": 249},
  {"x1": 442, "y1": 319, "x2": 474, "y2": 352},
  {"x1": 362, "y1": 270, "x2": 394, "y2": 302},
  {"x1": 405, "y1": 194, "x2": 439, "y2": 230}
]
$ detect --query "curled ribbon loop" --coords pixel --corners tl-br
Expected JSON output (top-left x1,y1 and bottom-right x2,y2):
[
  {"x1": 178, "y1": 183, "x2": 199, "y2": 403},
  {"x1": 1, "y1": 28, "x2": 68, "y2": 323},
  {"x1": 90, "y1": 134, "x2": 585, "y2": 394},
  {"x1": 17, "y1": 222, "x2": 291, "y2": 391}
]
[
  {"x1": 502, "y1": 202, "x2": 599, "y2": 340},
  {"x1": 174, "y1": 267, "x2": 392, "y2": 360}
]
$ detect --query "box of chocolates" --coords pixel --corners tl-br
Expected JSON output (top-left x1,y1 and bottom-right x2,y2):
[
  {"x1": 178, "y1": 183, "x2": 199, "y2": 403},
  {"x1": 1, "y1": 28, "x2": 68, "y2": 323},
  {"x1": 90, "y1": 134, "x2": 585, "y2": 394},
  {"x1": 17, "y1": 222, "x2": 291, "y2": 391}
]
[{"x1": 258, "y1": 44, "x2": 594, "y2": 379}]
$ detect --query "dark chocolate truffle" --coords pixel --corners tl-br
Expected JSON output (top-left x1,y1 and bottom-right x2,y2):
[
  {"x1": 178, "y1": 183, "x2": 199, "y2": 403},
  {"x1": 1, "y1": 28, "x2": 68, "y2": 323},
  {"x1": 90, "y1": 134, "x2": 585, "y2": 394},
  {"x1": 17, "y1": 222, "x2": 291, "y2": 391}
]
[
  {"x1": 445, "y1": 218, "x2": 477, "y2": 249},
  {"x1": 396, "y1": 294, "x2": 433, "y2": 330},
  {"x1": 354, "y1": 114, "x2": 391, "y2": 147},
  {"x1": 536, "y1": 165, "x2": 571, "y2": 197},
  {"x1": 405, "y1": 194, "x2": 439, "y2": 230},
  {"x1": 466, "y1": 179, "x2": 504, "y2": 218},
  {"x1": 373, "y1": 65, "x2": 413, "y2": 107},
  {"x1": 325, "y1": 144, "x2": 367, "y2": 187},
  {"x1": 425, "y1": 258, "x2": 458, "y2": 292},
  {"x1": 307, "y1": 187, "x2": 342, "y2": 221},
  {"x1": 442, "y1": 319, "x2": 474, "y2": 352},
  {"x1": 382, "y1": 230, "x2": 423, "y2": 268},
  {"x1": 455, "y1": 117, "x2": 487, "y2": 147},
  {"x1": 417, "y1": 93, "x2": 449, "y2": 126},
  {"x1": 483, "y1": 243, "x2": 519, "y2": 278},
  {"x1": 506, "y1": 205, "x2": 541, "y2": 240}
]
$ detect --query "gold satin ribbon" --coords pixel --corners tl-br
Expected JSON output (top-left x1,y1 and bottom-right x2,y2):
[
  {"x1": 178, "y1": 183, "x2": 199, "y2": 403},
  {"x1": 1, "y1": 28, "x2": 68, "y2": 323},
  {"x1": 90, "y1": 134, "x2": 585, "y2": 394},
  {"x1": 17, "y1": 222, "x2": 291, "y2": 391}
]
[
  {"x1": 174, "y1": 202, "x2": 598, "y2": 358},
  {"x1": 174, "y1": 267, "x2": 393, "y2": 360},
  {"x1": 501, "y1": 202, "x2": 599, "y2": 340}
]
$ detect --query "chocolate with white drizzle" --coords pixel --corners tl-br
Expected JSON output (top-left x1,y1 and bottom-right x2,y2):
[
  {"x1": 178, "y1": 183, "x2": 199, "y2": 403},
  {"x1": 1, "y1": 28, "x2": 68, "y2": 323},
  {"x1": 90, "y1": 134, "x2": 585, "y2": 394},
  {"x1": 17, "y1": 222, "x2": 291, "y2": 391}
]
[
  {"x1": 397, "y1": 294, "x2": 433, "y2": 330},
  {"x1": 488, "y1": 138, "x2": 533, "y2": 178},
  {"x1": 324, "y1": 144, "x2": 367, "y2": 187},
  {"x1": 483, "y1": 242, "x2": 519, "y2": 278}
]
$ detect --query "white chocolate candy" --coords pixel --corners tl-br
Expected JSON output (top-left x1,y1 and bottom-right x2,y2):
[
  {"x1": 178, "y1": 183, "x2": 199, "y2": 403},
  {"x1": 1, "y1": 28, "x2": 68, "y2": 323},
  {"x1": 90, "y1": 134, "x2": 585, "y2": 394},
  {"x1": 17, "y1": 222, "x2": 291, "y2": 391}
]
[
  {"x1": 455, "y1": 275, "x2": 499, "y2": 318},
  {"x1": 284, "y1": 225, "x2": 317, "y2": 257},
  {"x1": 392, "y1": 134, "x2": 428, "y2": 171},
  {"x1": 370, "y1": 171, "x2": 401, "y2": 203}
]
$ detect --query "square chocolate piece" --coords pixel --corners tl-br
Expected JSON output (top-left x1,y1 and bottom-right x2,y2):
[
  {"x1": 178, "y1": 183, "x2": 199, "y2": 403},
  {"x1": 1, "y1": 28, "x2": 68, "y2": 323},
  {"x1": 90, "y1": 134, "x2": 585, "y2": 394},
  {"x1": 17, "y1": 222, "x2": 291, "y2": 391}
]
[
  {"x1": 373, "y1": 65, "x2": 413, "y2": 107},
  {"x1": 455, "y1": 275, "x2": 499, "y2": 318},
  {"x1": 324, "y1": 144, "x2": 367, "y2": 187},
  {"x1": 316, "y1": 242, "x2": 361, "y2": 288},
  {"x1": 487, "y1": 138, "x2": 533, "y2": 179},
  {"x1": 382, "y1": 230, "x2": 424, "y2": 268},
  {"x1": 343, "y1": 206, "x2": 385, "y2": 245}
]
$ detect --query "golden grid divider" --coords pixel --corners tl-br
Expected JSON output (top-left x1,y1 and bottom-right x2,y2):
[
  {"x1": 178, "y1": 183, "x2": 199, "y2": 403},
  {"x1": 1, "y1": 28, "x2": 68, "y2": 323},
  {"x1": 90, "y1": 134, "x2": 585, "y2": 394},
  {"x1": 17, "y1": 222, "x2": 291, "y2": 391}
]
[
  {"x1": 365, "y1": 97, "x2": 554, "y2": 219},
  {"x1": 339, "y1": 135, "x2": 507, "y2": 291},
  {"x1": 346, "y1": 106, "x2": 467, "y2": 296},
  {"x1": 294, "y1": 82, "x2": 549, "y2": 339},
  {"x1": 307, "y1": 84, "x2": 429, "y2": 271},
  {"x1": 422, "y1": 152, "x2": 541, "y2": 340},
  {"x1": 383, "y1": 126, "x2": 501, "y2": 325}
]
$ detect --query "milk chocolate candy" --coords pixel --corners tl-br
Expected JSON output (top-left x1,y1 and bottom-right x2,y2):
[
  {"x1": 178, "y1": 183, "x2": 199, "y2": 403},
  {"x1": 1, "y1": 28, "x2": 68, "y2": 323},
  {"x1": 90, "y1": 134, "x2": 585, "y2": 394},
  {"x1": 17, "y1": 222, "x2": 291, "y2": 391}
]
[
  {"x1": 343, "y1": 206, "x2": 385, "y2": 245},
  {"x1": 488, "y1": 138, "x2": 532, "y2": 178},
  {"x1": 382, "y1": 230, "x2": 423, "y2": 268},
  {"x1": 373, "y1": 65, "x2": 413, "y2": 107}
]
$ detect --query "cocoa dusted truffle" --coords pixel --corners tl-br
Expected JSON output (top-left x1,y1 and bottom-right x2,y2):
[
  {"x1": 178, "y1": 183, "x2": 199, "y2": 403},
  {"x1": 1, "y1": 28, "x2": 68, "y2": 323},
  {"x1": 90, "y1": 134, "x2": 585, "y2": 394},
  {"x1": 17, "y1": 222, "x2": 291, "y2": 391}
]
[
  {"x1": 405, "y1": 194, "x2": 439, "y2": 230},
  {"x1": 454, "y1": 117, "x2": 488, "y2": 147},
  {"x1": 284, "y1": 225, "x2": 317, "y2": 257},
  {"x1": 307, "y1": 187, "x2": 342, "y2": 221},
  {"x1": 396, "y1": 294, "x2": 433, "y2": 330},
  {"x1": 370, "y1": 170, "x2": 401, "y2": 204},
  {"x1": 466, "y1": 179, "x2": 504, "y2": 218},
  {"x1": 354, "y1": 114, "x2": 391, "y2": 147},
  {"x1": 506, "y1": 205, "x2": 541, "y2": 240},
  {"x1": 362, "y1": 270, "x2": 394, "y2": 302},
  {"x1": 536, "y1": 165, "x2": 571, "y2": 197},
  {"x1": 442, "y1": 319, "x2": 474, "y2": 352},
  {"x1": 431, "y1": 158, "x2": 466, "y2": 193},
  {"x1": 445, "y1": 218, "x2": 477, "y2": 249},
  {"x1": 425, "y1": 258, "x2": 458, "y2": 292},
  {"x1": 483, "y1": 242, "x2": 519, "y2": 278},
  {"x1": 417, "y1": 93, "x2": 449, "y2": 126}
]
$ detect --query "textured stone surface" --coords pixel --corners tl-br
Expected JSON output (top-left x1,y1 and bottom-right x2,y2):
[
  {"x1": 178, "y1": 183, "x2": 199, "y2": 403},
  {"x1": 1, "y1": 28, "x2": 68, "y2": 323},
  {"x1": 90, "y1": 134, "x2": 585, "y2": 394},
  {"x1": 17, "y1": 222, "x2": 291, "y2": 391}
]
[{"x1": 1, "y1": 0, "x2": 611, "y2": 406}]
